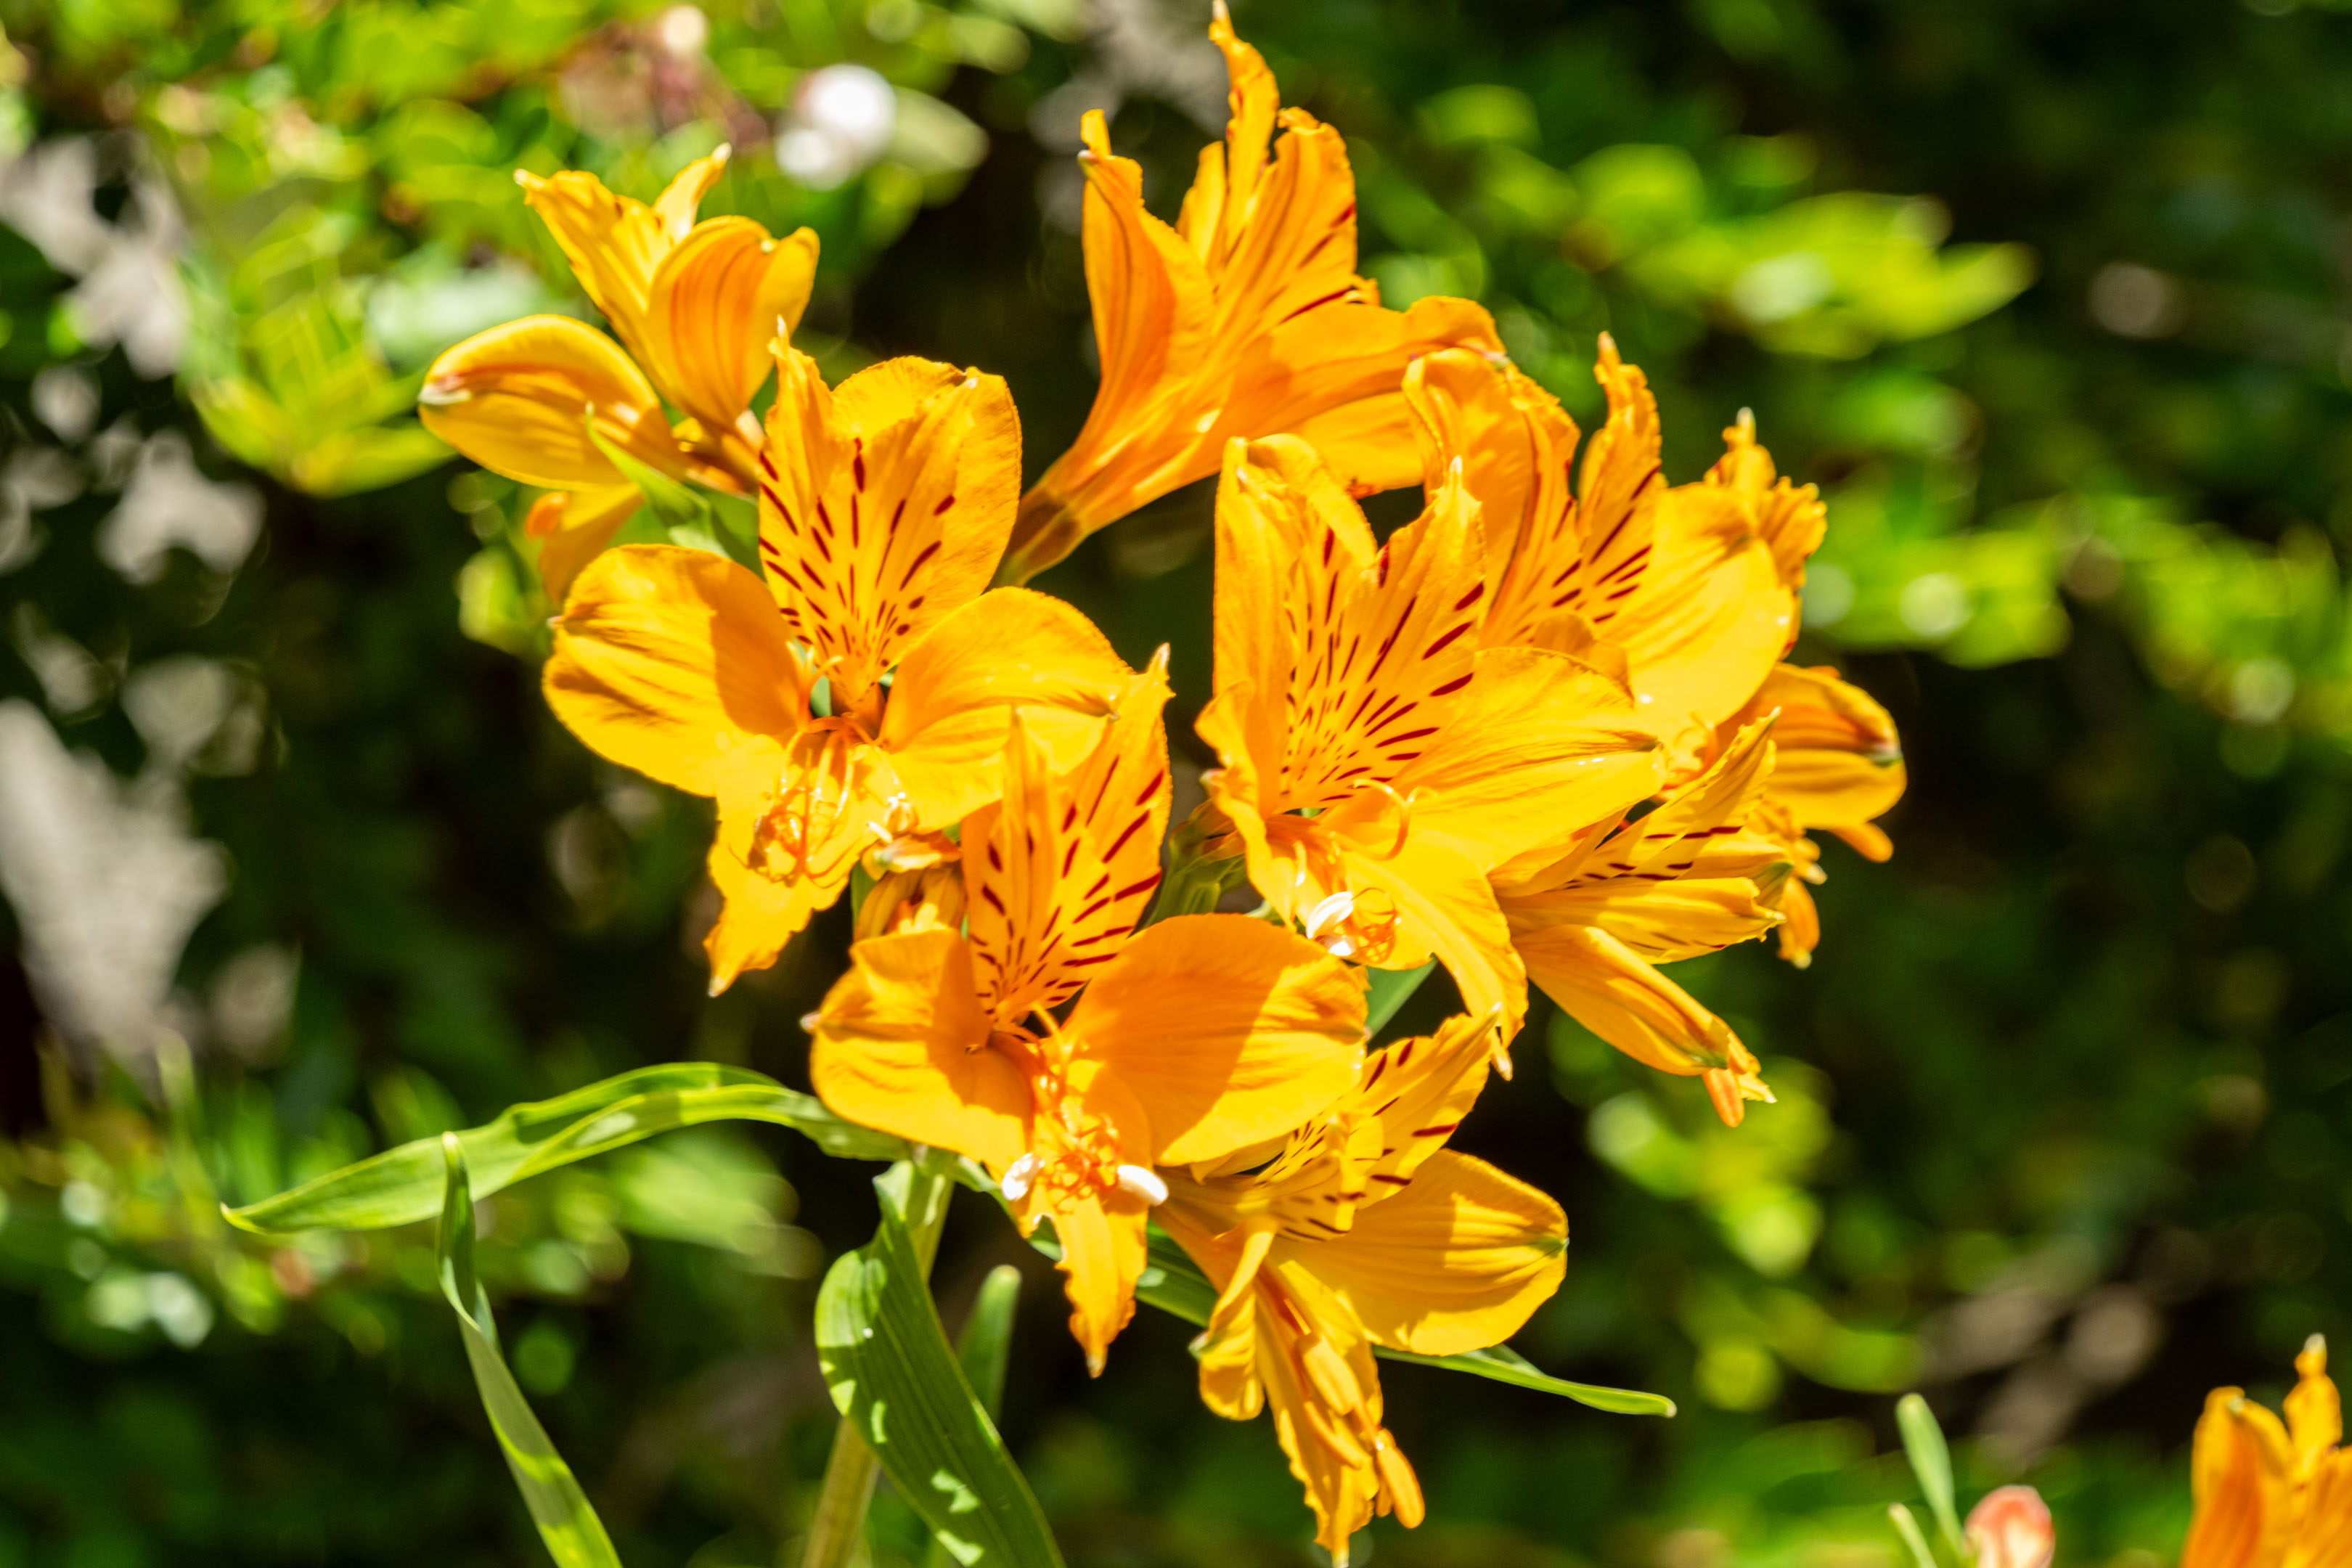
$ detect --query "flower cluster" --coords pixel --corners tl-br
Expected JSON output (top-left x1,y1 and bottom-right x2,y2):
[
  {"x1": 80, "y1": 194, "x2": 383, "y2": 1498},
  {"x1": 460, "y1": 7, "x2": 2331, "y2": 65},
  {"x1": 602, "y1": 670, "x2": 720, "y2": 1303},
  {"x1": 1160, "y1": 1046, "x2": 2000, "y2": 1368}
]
[{"x1": 419, "y1": 8, "x2": 1903, "y2": 1558}]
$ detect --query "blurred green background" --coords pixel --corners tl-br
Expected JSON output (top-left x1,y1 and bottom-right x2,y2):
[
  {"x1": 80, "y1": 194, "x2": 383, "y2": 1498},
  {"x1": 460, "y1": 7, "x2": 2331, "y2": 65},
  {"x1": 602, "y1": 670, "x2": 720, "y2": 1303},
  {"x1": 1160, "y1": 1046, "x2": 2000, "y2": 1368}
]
[{"x1": 1, "y1": 0, "x2": 2347, "y2": 1562}]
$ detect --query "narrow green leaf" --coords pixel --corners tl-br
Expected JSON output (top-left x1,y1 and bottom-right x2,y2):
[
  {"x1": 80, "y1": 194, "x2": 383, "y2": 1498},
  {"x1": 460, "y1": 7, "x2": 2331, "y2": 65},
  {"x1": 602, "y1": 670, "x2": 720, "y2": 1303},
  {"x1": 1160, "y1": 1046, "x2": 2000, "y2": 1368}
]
[
  {"x1": 926, "y1": 1267, "x2": 1024, "y2": 1568},
  {"x1": 817, "y1": 1192, "x2": 1063, "y2": 1568},
  {"x1": 437, "y1": 1137, "x2": 623, "y2": 1568},
  {"x1": 1889, "y1": 1503, "x2": 1940, "y2": 1568},
  {"x1": 1897, "y1": 1392, "x2": 1964, "y2": 1555},
  {"x1": 1376, "y1": 1344, "x2": 1676, "y2": 1416},
  {"x1": 1116, "y1": 1225, "x2": 1671, "y2": 1417},
  {"x1": 957, "y1": 1266, "x2": 1023, "y2": 1422},
  {"x1": 227, "y1": 1063, "x2": 906, "y2": 1234},
  {"x1": 1364, "y1": 961, "x2": 1437, "y2": 1038}
]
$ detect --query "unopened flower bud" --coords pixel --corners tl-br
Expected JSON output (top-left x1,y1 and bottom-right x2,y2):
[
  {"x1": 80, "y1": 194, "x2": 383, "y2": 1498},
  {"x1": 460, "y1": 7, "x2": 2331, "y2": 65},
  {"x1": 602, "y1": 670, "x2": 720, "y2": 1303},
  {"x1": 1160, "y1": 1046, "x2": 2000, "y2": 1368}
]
[{"x1": 1967, "y1": 1486, "x2": 2054, "y2": 1568}]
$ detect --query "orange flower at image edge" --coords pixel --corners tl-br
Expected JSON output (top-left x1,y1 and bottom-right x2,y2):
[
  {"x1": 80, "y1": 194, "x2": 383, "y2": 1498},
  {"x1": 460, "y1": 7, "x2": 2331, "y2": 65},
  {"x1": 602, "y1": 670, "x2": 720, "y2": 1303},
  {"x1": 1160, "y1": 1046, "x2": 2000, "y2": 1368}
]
[{"x1": 2181, "y1": 1336, "x2": 2352, "y2": 1568}]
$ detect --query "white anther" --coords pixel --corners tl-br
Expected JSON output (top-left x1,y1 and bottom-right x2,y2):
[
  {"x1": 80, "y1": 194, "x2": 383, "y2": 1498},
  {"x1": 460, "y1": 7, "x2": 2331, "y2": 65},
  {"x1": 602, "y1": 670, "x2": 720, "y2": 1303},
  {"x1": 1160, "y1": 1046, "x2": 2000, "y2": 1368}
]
[
  {"x1": 1304, "y1": 891, "x2": 1355, "y2": 939},
  {"x1": 1116, "y1": 1164, "x2": 1169, "y2": 1205},
  {"x1": 1000, "y1": 1153, "x2": 1041, "y2": 1202},
  {"x1": 799, "y1": 1010, "x2": 822, "y2": 1033}
]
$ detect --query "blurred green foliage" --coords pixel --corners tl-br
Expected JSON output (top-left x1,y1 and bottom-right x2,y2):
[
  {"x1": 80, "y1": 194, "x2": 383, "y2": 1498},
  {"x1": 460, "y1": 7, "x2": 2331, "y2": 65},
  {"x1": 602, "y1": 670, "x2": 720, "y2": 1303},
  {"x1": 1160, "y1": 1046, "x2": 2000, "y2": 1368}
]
[{"x1": 5, "y1": 0, "x2": 2352, "y2": 1565}]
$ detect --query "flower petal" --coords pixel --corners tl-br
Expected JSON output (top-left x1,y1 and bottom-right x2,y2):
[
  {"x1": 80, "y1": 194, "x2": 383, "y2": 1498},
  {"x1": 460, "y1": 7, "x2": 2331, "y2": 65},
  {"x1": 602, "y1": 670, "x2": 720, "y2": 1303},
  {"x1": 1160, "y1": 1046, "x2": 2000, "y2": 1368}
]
[
  {"x1": 1707, "y1": 409, "x2": 1826, "y2": 588},
  {"x1": 1517, "y1": 921, "x2": 1772, "y2": 1124},
  {"x1": 999, "y1": 111, "x2": 1214, "y2": 584},
  {"x1": 641, "y1": 216, "x2": 819, "y2": 434},
  {"x1": 1609, "y1": 483, "x2": 1794, "y2": 748},
  {"x1": 809, "y1": 926, "x2": 1029, "y2": 1171},
  {"x1": 530, "y1": 485, "x2": 643, "y2": 603},
  {"x1": 964, "y1": 663, "x2": 1172, "y2": 1018},
  {"x1": 2184, "y1": 1385, "x2": 2294, "y2": 1568},
  {"x1": 1398, "y1": 646, "x2": 1665, "y2": 874},
  {"x1": 757, "y1": 350, "x2": 1022, "y2": 707},
  {"x1": 1506, "y1": 875, "x2": 1784, "y2": 965},
  {"x1": 1735, "y1": 663, "x2": 1906, "y2": 833},
  {"x1": 543, "y1": 544, "x2": 808, "y2": 796},
  {"x1": 518, "y1": 149, "x2": 729, "y2": 363},
  {"x1": 1069, "y1": 913, "x2": 1363, "y2": 1167},
  {"x1": 878, "y1": 588, "x2": 1134, "y2": 828},
  {"x1": 1050, "y1": 1188, "x2": 1151, "y2": 1376},
  {"x1": 1208, "y1": 294, "x2": 1501, "y2": 489},
  {"x1": 1279, "y1": 1148, "x2": 1564, "y2": 1359},
  {"x1": 420, "y1": 315, "x2": 685, "y2": 491},
  {"x1": 703, "y1": 822, "x2": 832, "y2": 992}
]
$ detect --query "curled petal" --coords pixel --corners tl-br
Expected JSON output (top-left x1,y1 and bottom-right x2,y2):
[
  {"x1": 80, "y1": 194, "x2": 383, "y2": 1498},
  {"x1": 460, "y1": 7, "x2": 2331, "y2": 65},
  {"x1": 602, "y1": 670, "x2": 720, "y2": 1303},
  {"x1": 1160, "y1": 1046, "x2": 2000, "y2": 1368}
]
[
  {"x1": 420, "y1": 315, "x2": 685, "y2": 491},
  {"x1": 642, "y1": 217, "x2": 819, "y2": 433},
  {"x1": 519, "y1": 148, "x2": 730, "y2": 362}
]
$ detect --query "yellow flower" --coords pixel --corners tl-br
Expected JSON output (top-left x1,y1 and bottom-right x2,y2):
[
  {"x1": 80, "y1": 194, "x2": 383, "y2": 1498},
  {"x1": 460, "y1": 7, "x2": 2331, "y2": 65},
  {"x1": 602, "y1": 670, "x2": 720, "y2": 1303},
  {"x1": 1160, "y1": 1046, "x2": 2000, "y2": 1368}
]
[
  {"x1": 1400, "y1": 340, "x2": 1905, "y2": 1111},
  {"x1": 2181, "y1": 1336, "x2": 2352, "y2": 1568},
  {"x1": 1401, "y1": 341, "x2": 1796, "y2": 764},
  {"x1": 420, "y1": 148, "x2": 820, "y2": 597},
  {"x1": 1193, "y1": 434, "x2": 1665, "y2": 1056},
  {"x1": 813, "y1": 706, "x2": 1367, "y2": 1373},
  {"x1": 995, "y1": 4, "x2": 1500, "y2": 584},
  {"x1": 1495, "y1": 721, "x2": 1789, "y2": 1124},
  {"x1": 1159, "y1": 1013, "x2": 1567, "y2": 1562},
  {"x1": 543, "y1": 344, "x2": 1137, "y2": 991}
]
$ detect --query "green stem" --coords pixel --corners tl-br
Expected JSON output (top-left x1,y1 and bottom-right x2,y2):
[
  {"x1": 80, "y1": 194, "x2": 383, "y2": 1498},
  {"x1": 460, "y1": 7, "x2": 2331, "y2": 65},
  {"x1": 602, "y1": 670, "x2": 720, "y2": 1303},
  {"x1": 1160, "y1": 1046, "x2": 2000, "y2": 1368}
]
[{"x1": 793, "y1": 1153, "x2": 956, "y2": 1568}]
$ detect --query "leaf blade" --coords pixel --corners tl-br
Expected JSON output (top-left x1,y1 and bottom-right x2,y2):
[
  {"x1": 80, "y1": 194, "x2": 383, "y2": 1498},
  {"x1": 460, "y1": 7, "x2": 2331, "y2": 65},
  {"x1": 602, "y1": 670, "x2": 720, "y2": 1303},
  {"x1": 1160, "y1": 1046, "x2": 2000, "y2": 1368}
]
[
  {"x1": 229, "y1": 1063, "x2": 906, "y2": 1233},
  {"x1": 437, "y1": 1136, "x2": 624, "y2": 1568},
  {"x1": 817, "y1": 1200, "x2": 1063, "y2": 1568}
]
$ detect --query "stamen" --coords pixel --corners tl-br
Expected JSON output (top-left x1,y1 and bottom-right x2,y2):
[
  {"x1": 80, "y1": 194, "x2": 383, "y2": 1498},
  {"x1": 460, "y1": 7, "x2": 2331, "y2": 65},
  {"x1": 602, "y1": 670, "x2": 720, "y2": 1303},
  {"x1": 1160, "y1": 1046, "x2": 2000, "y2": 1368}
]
[
  {"x1": 1116, "y1": 1164, "x2": 1169, "y2": 1205},
  {"x1": 1000, "y1": 1152, "x2": 1042, "y2": 1202},
  {"x1": 1349, "y1": 777, "x2": 1413, "y2": 860},
  {"x1": 1304, "y1": 891, "x2": 1355, "y2": 939}
]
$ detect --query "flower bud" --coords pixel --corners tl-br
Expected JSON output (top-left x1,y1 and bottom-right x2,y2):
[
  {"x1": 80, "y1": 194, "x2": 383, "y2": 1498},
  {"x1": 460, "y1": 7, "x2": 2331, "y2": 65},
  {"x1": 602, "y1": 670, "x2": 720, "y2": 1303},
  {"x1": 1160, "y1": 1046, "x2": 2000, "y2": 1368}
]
[{"x1": 1966, "y1": 1485, "x2": 2054, "y2": 1568}]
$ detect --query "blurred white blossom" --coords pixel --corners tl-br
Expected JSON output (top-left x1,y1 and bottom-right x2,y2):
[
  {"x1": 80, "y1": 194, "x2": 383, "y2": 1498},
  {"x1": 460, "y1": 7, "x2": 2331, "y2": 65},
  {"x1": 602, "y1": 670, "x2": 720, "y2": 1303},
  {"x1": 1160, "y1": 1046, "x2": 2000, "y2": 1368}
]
[
  {"x1": 777, "y1": 64, "x2": 898, "y2": 189},
  {"x1": 0, "y1": 700, "x2": 228, "y2": 1060},
  {"x1": 0, "y1": 136, "x2": 188, "y2": 375},
  {"x1": 100, "y1": 430, "x2": 264, "y2": 584}
]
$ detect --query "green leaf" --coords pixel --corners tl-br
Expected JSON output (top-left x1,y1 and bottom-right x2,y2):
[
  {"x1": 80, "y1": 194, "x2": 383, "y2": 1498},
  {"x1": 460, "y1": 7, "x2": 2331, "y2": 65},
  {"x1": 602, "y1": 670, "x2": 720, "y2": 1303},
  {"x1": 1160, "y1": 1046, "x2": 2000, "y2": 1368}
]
[
  {"x1": 1888, "y1": 1502, "x2": 1940, "y2": 1568},
  {"x1": 1376, "y1": 1344, "x2": 1676, "y2": 1416},
  {"x1": 226, "y1": 1063, "x2": 907, "y2": 1234},
  {"x1": 1897, "y1": 1392, "x2": 1964, "y2": 1555},
  {"x1": 581, "y1": 409, "x2": 757, "y2": 573},
  {"x1": 1364, "y1": 961, "x2": 1437, "y2": 1038},
  {"x1": 956, "y1": 1265, "x2": 1022, "y2": 1422},
  {"x1": 817, "y1": 1186, "x2": 1064, "y2": 1568},
  {"x1": 926, "y1": 1265, "x2": 1024, "y2": 1568},
  {"x1": 436, "y1": 1136, "x2": 623, "y2": 1568},
  {"x1": 1118, "y1": 1226, "x2": 1673, "y2": 1418}
]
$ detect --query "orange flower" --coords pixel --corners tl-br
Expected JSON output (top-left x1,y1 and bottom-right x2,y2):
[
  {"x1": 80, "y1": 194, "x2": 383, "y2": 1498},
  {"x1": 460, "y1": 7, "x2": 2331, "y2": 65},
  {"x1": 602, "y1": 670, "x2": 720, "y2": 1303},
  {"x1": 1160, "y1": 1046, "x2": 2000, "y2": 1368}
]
[
  {"x1": 1401, "y1": 340, "x2": 1796, "y2": 766},
  {"x1": 1193, "y1": 434, "x2": 1665, "y2": 1056},
  {"x1": 813, "y1": 707, "x2": 1366, "y2": 1372},
  {"x1": 1495, "y1": 720, "x2": 1789, "y2": 1124},
  {"x1": 1401, "y1": 340, "x2": 1905, "y2": 1104},
  {"x1": 995, "y1": 4, "x2": 1500, "y2": 584},
  {"x1": 420, "y1": 148, "x2": 819, "y2": 597},
  {"x1": 1159, "y1": 1014, "x2": 1565, "y2": 1561},
  {"x1": 543, "y1": 344, "x2": 1136, "y2": 990},
  {"x1": 2181, "y1": 1336, "x2": 2352, "y2": 1568}
]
